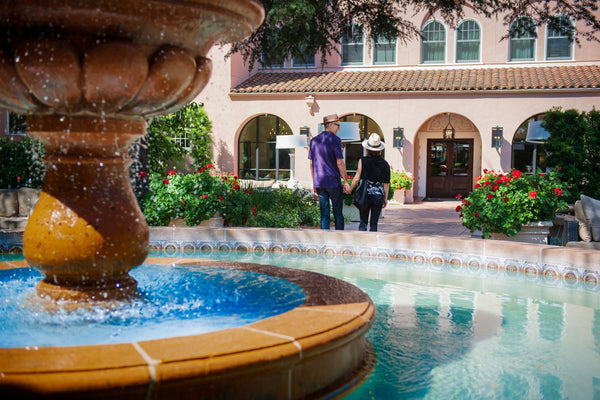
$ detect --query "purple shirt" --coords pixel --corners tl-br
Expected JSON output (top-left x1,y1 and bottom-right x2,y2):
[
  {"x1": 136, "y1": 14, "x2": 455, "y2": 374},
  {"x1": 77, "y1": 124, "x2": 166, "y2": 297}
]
[{"x1": 308, "y1": 130, "x2": 344, "y2": 188}]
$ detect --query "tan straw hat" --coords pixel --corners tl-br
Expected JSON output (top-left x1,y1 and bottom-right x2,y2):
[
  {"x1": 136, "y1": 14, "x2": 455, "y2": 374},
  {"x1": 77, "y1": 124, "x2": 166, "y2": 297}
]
[
  {"x1": 362, "y1": 133, "x2": 385, "y2": 151},
  {"x1": 322, "y1": 114, "x2": 340, "y2": 124}
]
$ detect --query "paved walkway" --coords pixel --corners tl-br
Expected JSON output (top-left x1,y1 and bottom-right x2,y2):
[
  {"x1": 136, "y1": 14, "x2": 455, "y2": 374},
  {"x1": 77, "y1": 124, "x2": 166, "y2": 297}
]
[{"x1": 347, "y1": 199, "x2": 471, "y2": 237}]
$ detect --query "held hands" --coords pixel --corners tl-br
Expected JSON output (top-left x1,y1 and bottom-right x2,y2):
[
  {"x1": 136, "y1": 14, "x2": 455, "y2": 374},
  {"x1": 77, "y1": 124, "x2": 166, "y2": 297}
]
[{"x1": 343, "y1": 183, "x2": 351, "y2": 194}]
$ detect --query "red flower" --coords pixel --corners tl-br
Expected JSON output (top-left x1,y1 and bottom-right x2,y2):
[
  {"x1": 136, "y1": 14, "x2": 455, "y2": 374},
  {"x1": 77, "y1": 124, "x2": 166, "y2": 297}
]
[
  {"x1": 553, "y1": 187, "x2": 563, "y2": 196},
  {"x1": 503, "y1": 197, "x2": 509, "y2": 202},
  {"x1": 474, "y1": 183, "x2": 482, "y2": 189},
  {"x1": 245, "y1": 189, "x2": 252, "y2": 194},
  {"x1": 206, "y1": 163, "x2": 213, "y2": 169},
  {"x1": 511, "y1": 170, "x2": 521, "y2": 179},
  {"x1": 487, "y1": 193, "x2": 494, "y2": 199},
  {"x1": 202, "y1": 194, "x2": 208, "y2": 199},
  {"x1": 474, "y1": 212, "x2": 479, "y2": 217},
  {"x1": 456, "y1": 205, "x2": 462, "y2": 212},
  {"x1": 529, "y1": 191, "x2": 537, "y2": 199},
  {"x1": 138, "y1": 171, "x2": 147, "y2": 178},
  {"x1": 167, "y1": 170, "x2": 177, "y2": 176},
  {"x1": 251, "y1": 207, "x2": 256, "y2": 215},
  {"x1": 242, "y1": 217, "x2": 247, "y2": 225},
  {"x1": 218, "y1": 196, "x2": 223, "y2": 201},
  {"x1": 493, "y1": 185, "x2": 499, "y2": 191},
  {"x1": 456, "y1": 194, "x2": 462, "y2": 199},
  {"x1": 163, "y1": 179, "x2": 169, "y2": 185},
  {"x1": 199, "y1": 167, "x2": 205, "y2": 172}
]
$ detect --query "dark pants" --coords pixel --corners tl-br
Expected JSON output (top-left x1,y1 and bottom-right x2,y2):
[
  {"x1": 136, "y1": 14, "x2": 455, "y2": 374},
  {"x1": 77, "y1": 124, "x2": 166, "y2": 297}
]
[
  {"x1": 316, "y1": 186, "x2": 344, "y2": 230},
  {"x1": 359, "y1": 194, "x2": 384, "y2": 232}
]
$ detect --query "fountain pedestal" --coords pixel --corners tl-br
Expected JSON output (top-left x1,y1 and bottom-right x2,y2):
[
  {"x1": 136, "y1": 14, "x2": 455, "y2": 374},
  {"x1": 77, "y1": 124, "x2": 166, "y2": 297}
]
[{"x1": 24, "y1": 116, "x2": 148, "y2": 301}]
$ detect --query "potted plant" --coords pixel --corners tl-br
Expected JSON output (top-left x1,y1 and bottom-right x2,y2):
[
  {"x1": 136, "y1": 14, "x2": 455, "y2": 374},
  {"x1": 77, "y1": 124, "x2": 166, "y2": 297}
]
[
  {"x1": 389, "y1": 169, "x2": 414, "y2": 204},
  {"x1": 456, "y1": 168, "x2": 568, "y2": 243}
]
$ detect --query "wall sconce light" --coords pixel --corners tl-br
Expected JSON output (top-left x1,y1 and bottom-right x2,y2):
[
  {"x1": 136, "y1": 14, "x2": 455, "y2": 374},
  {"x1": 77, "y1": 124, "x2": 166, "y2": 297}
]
[
  {"x1": 492, "y1": 126, "x2": 503, "y2": 148},
  {"x1": 443, "y1": 113, "x2": 455, "y2": 139},
  {"x1": 305, "y1": 94, "x2": 315, "y2": 109},
  {"x1": 393, "y1": 127, "x2": 404, "y2": 148},
  {"x1": 299, "y1": 126, "x2": 310, "y2": 136}
]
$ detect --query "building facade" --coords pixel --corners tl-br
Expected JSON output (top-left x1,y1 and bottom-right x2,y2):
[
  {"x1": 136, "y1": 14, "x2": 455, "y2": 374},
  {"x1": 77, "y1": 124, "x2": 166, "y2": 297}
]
[{"x1": 195, "y1": 6, "x2": 600, "y2": 202}]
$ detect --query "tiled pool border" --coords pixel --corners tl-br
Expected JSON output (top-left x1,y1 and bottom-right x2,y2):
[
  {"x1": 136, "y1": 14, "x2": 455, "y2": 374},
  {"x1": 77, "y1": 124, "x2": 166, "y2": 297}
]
[{"x1": 2, "y1": 226, "x2": 600, "y2": 290}]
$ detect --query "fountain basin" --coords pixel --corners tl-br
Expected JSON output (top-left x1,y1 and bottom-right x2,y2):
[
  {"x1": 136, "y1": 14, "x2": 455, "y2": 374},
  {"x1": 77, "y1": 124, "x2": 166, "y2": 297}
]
[{"x1": 0, "y1": 258, "x2": 376, "y2": 399}]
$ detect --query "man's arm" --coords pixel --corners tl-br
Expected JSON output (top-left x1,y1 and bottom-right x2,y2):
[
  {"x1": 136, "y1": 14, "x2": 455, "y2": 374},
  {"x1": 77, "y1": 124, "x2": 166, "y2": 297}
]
[{"x1": 337, "y1": 158, "x2": 350, "y2": 193}]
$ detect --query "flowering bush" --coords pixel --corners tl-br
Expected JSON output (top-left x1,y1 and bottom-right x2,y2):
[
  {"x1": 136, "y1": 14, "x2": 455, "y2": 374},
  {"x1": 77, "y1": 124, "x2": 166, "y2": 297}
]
[
  {"x1": 267, "y1": 170, "x2": 290, "y2": 180},
  {"x1": 456, "y1": 168, "x2": 568, "y2": 238},
  {"x1": 389, "y1": 168, "x2": 414, "y2": 192},
  {"x1": 141, "y1": 165, "x2": 253, "y2": 226}
]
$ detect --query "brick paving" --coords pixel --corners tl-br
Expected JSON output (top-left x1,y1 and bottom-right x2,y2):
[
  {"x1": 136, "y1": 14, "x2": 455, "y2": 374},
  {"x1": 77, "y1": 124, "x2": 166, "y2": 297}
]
[{"x1": 347, "y1": 199, "x2": 471, "y2": 237}]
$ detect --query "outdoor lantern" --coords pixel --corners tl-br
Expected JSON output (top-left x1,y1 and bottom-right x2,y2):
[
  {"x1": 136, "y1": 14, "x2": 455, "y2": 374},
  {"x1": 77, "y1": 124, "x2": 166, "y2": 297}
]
[
  {"x1": 443, "y1": 113, "x2": 455, "y2": 139},
  {"x1": 492, "y1": 126, "x2": 503, "y2": 148},
  {"x1": 393, "y1": 127, "x2": 404, "y2": 148},
  {"x1": 276, "y1": 135, "x2": 308, "y2": 188}
]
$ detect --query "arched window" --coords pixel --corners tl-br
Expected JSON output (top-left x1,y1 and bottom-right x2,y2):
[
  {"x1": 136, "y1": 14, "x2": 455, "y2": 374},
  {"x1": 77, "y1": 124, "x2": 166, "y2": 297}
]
[
  {"x1": 341, "y1": 23, "x2": 364, "y2": 65},
  {"x1": 422, "y1": 20, "x2": 446, "y2": 64},
  {"x1": 546, "y1": 15, "x2": 574, "y2": 60},
  {"x1": 511, "y1": 113, "x2": 546, "y2": 172},
  {"x1": 510, "y1": 16, "x2": 537, "y2": 61},
  {"x1": 339, "y1": 114, "x2": 384, "y2": 173},
  {"x1": 456, "y1": 19, "x2": 481, "y2": 63},
  {"x1": 238, "y1": 114, "x2": 292, "y2": 180}
]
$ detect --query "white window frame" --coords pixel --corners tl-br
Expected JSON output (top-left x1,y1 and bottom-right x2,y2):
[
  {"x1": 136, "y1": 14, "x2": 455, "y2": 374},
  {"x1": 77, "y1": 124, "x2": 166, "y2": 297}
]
[
  {"x1": 291, "y1": 46, "x2": 316, "y2": 68},
  {"x1": 421, "y1": 20, "x2": 447, "y2": 64},
  {"x1": 545, "y1": 15, "x2": 574, "y2": 61},
  {"x1": 455, "y1": 19, "x2": 481, "y2": 63},
  {"x1": 509, "y1": 16, "x2": 537, "y2": 62},
  {"x1": 341, "y1": 23, "x2": 365, "y2": 66},
  {"x1": 372, "y1": 35, "x2": 397, "y2": 65}
]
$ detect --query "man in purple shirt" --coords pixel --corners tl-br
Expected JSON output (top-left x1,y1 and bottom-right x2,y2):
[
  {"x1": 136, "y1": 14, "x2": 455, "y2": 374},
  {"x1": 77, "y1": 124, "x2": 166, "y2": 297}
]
[{"x1": 308, "y1": 114, "x2": 351, "y2": 230}]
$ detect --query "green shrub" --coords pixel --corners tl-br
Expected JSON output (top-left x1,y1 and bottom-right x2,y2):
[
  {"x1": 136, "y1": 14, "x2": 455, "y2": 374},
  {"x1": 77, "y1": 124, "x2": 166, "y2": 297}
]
[
  {"x1": 140, "y1": 165, "x2": 252, "y2": 226},
  {"x1": 543, "y1": 108, "x2": 600, "y2": 203},
  {"x1": 0, "y1": 137, "x2": 45, "y2": 189},
  {"x1": 244, "y1": 187, "x2": 321, "y2": 228}
]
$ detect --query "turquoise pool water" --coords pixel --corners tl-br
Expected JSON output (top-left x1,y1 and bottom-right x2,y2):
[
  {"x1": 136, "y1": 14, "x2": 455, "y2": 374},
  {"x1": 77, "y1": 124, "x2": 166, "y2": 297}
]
[
  {"x1": 170, "y1": 250, "x2": 600, "y2": 400},
  {"x1": 0, "y1": 264, "x2": 305, "y2": 347}
]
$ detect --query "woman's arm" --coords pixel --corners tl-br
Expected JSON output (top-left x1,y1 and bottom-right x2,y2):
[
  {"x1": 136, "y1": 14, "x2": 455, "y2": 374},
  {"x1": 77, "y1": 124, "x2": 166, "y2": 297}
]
[
  {"x1": 349, "y1": 159, "x2": 363, "y2": 192},
  {"x1": 383, "y1": 182, "x2": 389, "y2": 208}
]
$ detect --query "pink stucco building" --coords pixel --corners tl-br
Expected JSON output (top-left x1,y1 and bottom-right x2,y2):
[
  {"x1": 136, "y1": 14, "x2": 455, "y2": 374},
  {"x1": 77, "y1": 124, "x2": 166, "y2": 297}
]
[{"x1": 195, "y1": 7, "x2": 600, "y2": 202}]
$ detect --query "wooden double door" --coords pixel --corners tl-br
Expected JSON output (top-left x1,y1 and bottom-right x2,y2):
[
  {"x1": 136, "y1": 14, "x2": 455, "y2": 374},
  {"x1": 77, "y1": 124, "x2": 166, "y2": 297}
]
[{"x1": 426, "y1": 139, "x2": 473, "y2": 199}]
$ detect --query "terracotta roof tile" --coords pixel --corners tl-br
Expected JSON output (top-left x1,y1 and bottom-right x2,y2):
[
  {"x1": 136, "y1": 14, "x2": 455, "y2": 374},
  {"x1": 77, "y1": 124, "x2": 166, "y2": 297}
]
[{"x1": 231, "y1": 65, "x2": 600, "y2": 94}]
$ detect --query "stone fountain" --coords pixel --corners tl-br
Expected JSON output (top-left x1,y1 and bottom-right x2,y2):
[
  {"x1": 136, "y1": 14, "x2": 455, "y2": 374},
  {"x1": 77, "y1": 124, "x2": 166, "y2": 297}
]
[
  {"x1": 0, "y1": 2, "x2": 376, "y2": 398},
  {"x1": 0, "y1": 0, "x2": 263, "y2": 302}
]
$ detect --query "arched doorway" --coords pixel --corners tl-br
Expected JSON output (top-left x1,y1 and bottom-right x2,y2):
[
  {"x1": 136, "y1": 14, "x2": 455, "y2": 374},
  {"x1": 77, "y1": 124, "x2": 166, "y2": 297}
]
[
  {"x1": 417, "y1": 113, "x2": 479, "y2": 199},
  {"x1": 511, "y1": 113, "x2": 545, "y2": 173},
  {"x1": 238, "y1": 114, "x2": 292, "y2": 180},
  {"x1": 340, "y1": 113, "x2": 384, "y2": 173}
]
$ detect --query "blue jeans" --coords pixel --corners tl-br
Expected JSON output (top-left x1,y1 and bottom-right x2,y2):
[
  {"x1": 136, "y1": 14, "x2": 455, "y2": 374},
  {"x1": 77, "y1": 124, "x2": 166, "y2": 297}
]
[{"x1": 316, "y1": 187, "x2": 344, "y2": 230}]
